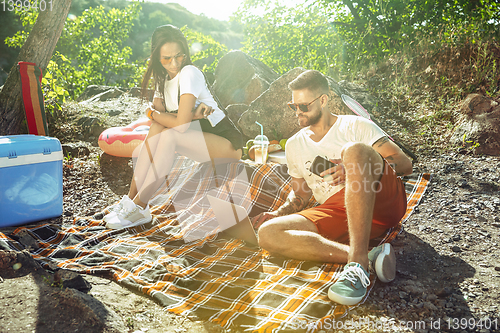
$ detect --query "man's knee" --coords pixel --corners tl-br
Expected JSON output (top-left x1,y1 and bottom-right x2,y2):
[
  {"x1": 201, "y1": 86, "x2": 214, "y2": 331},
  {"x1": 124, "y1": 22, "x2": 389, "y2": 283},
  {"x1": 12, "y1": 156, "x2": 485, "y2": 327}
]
[
  {"x1": 341, "y1": 143, "x2": 383, "y2": 175},
  {"x1": 257, "y1": 215, "x2": 317, "y2": 252},
  {"x1": 340, "y1": 142, "x2": 374, "y2": 160},
  {"x1": 257, "y1": 221, "x2": 281, "y2": 251}
]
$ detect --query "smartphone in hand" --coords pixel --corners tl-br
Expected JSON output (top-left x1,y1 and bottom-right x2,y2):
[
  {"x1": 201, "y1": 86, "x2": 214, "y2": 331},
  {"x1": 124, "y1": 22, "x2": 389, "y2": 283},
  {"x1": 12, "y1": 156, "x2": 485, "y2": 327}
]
[{"x1": 310, "y1": 156, "x2": 337, "y2": 177}]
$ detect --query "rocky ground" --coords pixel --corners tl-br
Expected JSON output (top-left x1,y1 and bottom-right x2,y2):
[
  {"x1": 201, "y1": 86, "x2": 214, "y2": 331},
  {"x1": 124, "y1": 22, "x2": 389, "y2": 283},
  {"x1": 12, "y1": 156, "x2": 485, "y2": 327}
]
[{"x1": 1, "y1": 91, "x2": 500, "y2": 333}]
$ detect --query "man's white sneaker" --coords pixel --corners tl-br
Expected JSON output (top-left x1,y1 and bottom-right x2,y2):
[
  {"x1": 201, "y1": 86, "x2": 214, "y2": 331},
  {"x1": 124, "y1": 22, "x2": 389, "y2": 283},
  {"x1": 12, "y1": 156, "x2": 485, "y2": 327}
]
[
  {"x1": 105, "y1": 200, "x2": 152, "y2": 230},
  {"x1": 368, "y1": 243, "x2": 396, "y2": 283}
]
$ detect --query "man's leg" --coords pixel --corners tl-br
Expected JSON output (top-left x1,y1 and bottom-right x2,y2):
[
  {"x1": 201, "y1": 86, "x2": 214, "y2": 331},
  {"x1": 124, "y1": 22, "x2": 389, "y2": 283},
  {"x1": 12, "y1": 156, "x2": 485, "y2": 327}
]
[
  {"x1": 342, "y1": 142, "x2": 385, "y2": 271},
  {"x1": 258, "y1": 214, "x2": 349, "y2": 263},
  {"x1": 328, "y1": 142, "x2": 386, "y2": 305}
]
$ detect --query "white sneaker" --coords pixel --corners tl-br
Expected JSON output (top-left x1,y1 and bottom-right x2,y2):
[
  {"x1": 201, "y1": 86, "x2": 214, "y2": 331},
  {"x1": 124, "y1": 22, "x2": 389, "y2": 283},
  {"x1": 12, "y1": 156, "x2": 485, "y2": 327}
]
[
  {"x1": 105, "y1": 200, "x2": 152, "y2": 229},
  {"x1": 103, "y1": 195, "x2": 132, "y2": 222}
]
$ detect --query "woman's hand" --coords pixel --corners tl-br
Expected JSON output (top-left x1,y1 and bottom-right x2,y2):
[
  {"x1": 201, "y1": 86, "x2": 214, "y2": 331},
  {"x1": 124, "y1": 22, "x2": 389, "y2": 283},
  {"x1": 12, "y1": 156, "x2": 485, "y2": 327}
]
[
  {"x1": 192, "y1": 103, "x2": 214, "y2": 120},
  {"x1": 146, "y1": 103, "x2": 159, "y2": 122}
]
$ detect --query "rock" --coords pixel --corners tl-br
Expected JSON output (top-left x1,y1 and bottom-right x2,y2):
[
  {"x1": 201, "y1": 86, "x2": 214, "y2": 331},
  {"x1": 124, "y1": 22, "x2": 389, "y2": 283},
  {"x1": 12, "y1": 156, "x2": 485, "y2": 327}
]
[
  {"x1": 436, "y1": 287, "x2": 452, "y2": 297},
  {"x1": 213, "y1": 50, "x2": 279, "y2": 107},
  {"x1": 84, "y1": 87, "x2": 125, "y2": 102},
  {"x1": 107, "y1": 109, "x2": 123, "y2": 117},
  {"x1": 57, "y1": 286, "x2": 127, "y2": 332},
  {"x1": 452, "y1": 94, "x2": 500, "y2": 155},
  {"x1": 0, "y1": 250, "x2": 17, "y2": 271},
  {"x1": 15, "y1": 230, "x2": 39, "y2": 250},
  {"x1": 54, "y1": 269, "x2": 92, "y2": 293},
  {"x1": 451, "y1": 245, "x2": 462, "y2": 252},
  {"x1": 403, "y1": 283, "x2": 424, "y2": 295},
  {"x1": 338, "y1": 80, "x2": 378, "y2": 112},
  {"x1": 62, "y1": 142, "x2": 91, "y2": 158},
  {"x1": 128, "y1": 87, "x2": 154, "y2": 100},
  {"x1": 77, "y1": 85, "x2": 120, "y2": 102},
  {"x1": 423, "y1": 301, "x2": 438, "y2": 311},
  {"x1": 238, "y1": 67, "x2": 356, "y2": 140},
  {"x1": 76, "y1": 116, "x2": 105, "y2": 141},
  {"x1": 225, "y1": 104, "x2": 249, "y2": 135},
  {"x1": 0, "y1": 250, "x2": 45, "y2": 279}
]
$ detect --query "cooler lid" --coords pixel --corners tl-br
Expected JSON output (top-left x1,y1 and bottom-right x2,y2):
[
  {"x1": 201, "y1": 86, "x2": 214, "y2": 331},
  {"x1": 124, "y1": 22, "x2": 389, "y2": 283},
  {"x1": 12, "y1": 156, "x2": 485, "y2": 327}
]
[{"x1": 0, "y1": 135, "x2": 62, "y2": 158}]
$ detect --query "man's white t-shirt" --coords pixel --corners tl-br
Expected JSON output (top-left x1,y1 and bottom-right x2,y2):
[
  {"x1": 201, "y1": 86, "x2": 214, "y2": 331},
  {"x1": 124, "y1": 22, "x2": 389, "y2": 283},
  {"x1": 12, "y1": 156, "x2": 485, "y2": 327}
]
[
  {"x1": 285, "y1": 115, "x2": 386, "y2": 204},
  {"x1": 153, "y1": 65, "x2": 225, "y2": 127}
]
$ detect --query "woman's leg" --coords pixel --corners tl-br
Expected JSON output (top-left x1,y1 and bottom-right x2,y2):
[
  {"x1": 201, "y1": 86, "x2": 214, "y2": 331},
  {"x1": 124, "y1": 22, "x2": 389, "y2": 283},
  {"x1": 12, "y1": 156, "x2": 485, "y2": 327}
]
[
  {"x1": 127, "y1": 122, "x2": 167, "y2": 200},
  {"x1": 132, "y1": 128, "x2": 241, "y2": 208}
]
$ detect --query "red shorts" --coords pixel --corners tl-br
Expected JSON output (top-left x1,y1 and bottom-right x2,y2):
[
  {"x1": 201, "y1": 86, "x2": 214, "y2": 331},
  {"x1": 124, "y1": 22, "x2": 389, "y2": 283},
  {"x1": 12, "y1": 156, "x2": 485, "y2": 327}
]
[{"x1": 297, "y1": 160, "x2": 407, "y2": 243}]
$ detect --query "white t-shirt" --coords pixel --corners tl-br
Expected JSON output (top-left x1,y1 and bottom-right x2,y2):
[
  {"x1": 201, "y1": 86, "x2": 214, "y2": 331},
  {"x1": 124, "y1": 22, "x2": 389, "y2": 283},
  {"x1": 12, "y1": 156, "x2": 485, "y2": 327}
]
[
  {"x1": 153, "y1": 65, "x2": 225, "y2": 127},
  {"x1": 285, "y1": 115, "x2": 386, "y2": 204}
]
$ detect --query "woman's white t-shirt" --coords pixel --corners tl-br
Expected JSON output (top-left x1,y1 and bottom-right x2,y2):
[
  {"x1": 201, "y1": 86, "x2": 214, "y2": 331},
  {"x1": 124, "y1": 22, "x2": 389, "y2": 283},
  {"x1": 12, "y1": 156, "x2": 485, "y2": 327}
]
[
  {"x1": 153, "y1": 65, "x2": 225, "y2": 127},
  {"x1": 285, "y1": 115, "x2": 386, "y2": 204}
]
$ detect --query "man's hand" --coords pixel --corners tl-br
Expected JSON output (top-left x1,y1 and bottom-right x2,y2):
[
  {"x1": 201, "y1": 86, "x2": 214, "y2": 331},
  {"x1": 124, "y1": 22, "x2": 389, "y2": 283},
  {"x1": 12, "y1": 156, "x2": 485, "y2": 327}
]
[
  {"x1": 320, "y1": 158, "x2": 345, "y2": 185},
  {"x1": 192, "y1": 103, "x2": 214, "y2": 120},
  {"x1": 251, "y1": 210, "x2": 279, "y2": 225}
]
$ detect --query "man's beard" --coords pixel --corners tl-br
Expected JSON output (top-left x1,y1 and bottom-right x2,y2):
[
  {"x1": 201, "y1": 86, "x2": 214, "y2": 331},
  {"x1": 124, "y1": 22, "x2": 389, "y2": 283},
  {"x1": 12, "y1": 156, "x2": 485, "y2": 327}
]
[{"x1": 298, "y1": 109, "x2": 322, "y2": 127}]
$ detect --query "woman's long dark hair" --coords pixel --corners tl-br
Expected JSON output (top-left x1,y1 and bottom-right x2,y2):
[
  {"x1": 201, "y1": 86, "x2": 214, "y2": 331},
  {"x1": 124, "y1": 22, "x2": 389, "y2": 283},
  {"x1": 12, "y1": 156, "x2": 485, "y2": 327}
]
[{"x1": 141, "y1": 25, "x2": 193, "y2": 102}]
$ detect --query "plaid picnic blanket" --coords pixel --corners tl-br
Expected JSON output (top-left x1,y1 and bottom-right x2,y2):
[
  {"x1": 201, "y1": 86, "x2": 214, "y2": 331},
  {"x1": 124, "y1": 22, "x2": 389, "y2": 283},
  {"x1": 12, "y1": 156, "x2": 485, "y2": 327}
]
[{"x1": 0, "y1": 157, "x2": 431, "y2": 332}]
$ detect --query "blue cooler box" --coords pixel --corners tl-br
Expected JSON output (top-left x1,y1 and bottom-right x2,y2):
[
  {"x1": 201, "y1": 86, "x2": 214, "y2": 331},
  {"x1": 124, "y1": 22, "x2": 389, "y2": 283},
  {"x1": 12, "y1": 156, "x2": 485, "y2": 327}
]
[{"x1": 0, "y1": 135, "x2": 63, "y2": 227}]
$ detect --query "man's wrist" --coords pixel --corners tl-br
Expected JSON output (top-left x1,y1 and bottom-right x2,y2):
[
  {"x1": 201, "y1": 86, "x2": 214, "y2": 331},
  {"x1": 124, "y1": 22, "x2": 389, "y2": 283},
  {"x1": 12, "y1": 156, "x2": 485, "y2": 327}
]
[{"x1": 280, "y1": 194, "x2": 307, "y2": 216}]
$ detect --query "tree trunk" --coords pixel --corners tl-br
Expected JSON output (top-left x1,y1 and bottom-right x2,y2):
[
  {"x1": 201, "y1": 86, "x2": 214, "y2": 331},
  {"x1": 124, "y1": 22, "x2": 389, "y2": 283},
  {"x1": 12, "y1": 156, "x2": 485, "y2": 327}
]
[{"x1": 0, "y1": 0, "x2": 72, "y2": 136}]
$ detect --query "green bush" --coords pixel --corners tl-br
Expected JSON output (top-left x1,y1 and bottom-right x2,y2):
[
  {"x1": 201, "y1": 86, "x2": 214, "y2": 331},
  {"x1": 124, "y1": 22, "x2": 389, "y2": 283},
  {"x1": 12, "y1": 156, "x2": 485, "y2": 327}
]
[
  {"x1": 235, "y1": 0, "x2": 499, "y2": 79},
  {"x1": 181, "y1": 26, "x2": 228, "y2": 73},
  {"x1": 6, "y1": 1, "x2": 231, "y2": 105},
  {"x1": 6, "y1": 1, "x2": 143, "y2": 103},
  {"x1": 233, "y1": 1, "x2": 344, "y2": 76}
]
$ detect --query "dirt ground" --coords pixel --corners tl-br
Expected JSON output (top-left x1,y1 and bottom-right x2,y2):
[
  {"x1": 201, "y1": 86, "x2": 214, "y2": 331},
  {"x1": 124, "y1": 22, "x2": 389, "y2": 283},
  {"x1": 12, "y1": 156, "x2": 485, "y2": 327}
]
[{"x1": 1, "y1": 93, "x2": 500, "y2": 333}]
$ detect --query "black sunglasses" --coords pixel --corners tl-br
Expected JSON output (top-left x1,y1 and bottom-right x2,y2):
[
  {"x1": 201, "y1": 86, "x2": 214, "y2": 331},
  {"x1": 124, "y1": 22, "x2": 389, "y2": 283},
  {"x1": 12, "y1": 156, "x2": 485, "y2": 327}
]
[{"x1": 287, "y1": 95, "x2": 323, "y2": 112}]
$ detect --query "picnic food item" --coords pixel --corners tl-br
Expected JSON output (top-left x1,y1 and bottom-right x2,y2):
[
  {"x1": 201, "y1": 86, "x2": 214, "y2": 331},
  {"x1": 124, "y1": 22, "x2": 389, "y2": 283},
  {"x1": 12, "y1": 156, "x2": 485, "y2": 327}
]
[
  {"x1": 98, "y1": 118, "x2": 151, "y2": 157},
  {"x1": 248, "y1": 143, "x2": 281, "y2": 161},
  {"x1": 279, "y1": 139, "x2": 287, "y2": 151}
]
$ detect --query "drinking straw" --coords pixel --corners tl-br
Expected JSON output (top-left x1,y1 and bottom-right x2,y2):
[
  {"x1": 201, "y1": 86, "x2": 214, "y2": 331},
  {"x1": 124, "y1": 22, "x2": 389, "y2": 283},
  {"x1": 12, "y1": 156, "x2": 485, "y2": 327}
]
[
  {"x1": 255, "y1": 121, "x2": 264, "y2": 161},
  {"x1": 255, "y1": 121, "x2": 264, "y2": 138}
]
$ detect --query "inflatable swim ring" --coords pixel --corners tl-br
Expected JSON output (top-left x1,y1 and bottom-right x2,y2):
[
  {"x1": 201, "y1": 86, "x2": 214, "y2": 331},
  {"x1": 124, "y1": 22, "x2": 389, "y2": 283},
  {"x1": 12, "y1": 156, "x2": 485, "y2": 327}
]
[{"x1": 98, "y1": 118, "x2": 152, "y2": 157}]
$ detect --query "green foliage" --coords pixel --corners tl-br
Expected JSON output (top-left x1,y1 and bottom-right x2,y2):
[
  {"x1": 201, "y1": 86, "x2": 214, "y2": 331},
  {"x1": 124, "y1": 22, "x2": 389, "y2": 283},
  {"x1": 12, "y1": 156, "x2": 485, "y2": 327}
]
[
  {"x1": 235, "y1": 0, "x2": 499, "y2": 79},
  {"x1": 4, "y1": 1, "x2": 69, "y2": 114},
  {"x1": 5, "y1": 1, "x2": 143, "y2": 102},
  {"x1": 41, "y1": 53, "x2": 70, "y2": 115},
  {"x1": 56, "y1": 2, "x2": 142, "y2": 97},
  {"x1": 4, "y1": 3, "x2": 37, "y2": 48},
  {"x1": 181, "y1": 27, "x2": 228, "y2": 73},
  {"x1": 233, "y1": 1, "x2": 344, "y2": 75},
  {"x1": 318, "y1": 0, "x2": 500, "y2": 63},
  {"x1": 5, "y1": 0, "x2": 238, "y2": 104}
]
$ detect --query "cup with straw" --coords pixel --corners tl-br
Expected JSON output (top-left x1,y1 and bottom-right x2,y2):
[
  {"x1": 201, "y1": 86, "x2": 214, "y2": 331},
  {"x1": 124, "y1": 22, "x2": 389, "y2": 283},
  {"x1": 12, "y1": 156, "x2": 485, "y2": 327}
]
[{"x1": 253, "y1": 121, "x2": 269, "y2": 163}]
